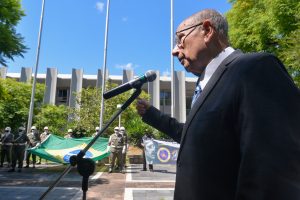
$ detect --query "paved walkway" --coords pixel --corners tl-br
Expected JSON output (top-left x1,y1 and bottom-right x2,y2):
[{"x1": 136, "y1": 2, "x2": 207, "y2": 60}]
[{"x1": 0, "y1": 163, "x2": 176, "y2": 200}]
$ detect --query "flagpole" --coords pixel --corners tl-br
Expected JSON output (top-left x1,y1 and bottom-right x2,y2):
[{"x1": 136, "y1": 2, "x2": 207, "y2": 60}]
[
  {"x1": 27, "y1": 0, "x2": 46, "y2": 133},
  {"x1": 170, "y1": 0, "x2": 175, "y2": 117},
  {"x1": 99, "y1": 0, "x2": 111, "y2": 129}
]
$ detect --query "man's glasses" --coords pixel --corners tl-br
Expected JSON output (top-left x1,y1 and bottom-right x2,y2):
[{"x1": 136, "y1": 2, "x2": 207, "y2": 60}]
[{"x1": 175, "y1": 22, "x2": 203, "y2": 48}]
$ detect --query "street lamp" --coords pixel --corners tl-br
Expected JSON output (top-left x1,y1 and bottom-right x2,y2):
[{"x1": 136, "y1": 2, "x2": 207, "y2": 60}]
[{"x1": 117, "y1": 104, "x2": 122, "y2": 128}]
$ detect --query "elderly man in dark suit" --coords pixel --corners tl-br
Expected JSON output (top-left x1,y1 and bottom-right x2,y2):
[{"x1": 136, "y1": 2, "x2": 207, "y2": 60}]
[{"x1": 136, "y1": 9, "x2": 300, "y2": 200}]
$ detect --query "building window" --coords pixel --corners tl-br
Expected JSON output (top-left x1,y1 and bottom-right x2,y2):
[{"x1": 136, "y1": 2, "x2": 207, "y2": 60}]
[
  {"x1": 186, "y1": 95, "x2": 193, "y2": 114},
  {"x1": 57, "y1": 89, "x2": 68, "y2": 104},
  {"x1": 160, "y1": 91, "x2": 171, "y2": 106}
]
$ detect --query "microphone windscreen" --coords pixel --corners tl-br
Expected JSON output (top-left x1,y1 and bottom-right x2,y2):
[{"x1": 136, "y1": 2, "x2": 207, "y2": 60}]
[{"x1": 145, "y1": 70, "x2": 157, "y2": 82}]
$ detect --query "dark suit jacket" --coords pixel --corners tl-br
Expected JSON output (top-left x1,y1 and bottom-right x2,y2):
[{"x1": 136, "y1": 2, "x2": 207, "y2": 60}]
[{"x1": 142, "y1": 50, "x2": 300, "y2": 200}]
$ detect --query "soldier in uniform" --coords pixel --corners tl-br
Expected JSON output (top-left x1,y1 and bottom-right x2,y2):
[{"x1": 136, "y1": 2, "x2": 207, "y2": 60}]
[
  {"x1": 25, "y1": 126, "x2": 41, "y2": 168},
  {"x1": 8, "y1": 127, "x2": 29, "y2": 172},
  {"x1": 92, "y1": 127, "x2": 100, "y2": 137},
  {"x1": 37, "y1": 126, "x2": 51, "y2": 164},
  {"x1": 64, "y1": 129, "x2": 74, "y2": 139},
  {"x1": 0, "y1": 127, "x2": 13, "y2": 167},
  {"x1": 108, "y1": 127, "x2": 125, "y2": 173},
  {"x1": 40, "y1": 126, "x2": 51, "y2": 144},
  {"x1": 119, "y1": 127, "x2": 128, "y2": 168}
]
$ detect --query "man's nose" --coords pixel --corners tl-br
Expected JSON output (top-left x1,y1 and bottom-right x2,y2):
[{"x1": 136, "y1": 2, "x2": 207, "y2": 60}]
[{"x1": 172, "y1": 45, "x2": 179, "y2": 57}]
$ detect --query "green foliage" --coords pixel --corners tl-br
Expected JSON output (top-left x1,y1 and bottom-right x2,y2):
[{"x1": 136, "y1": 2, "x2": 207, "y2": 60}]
[
  {"x1": 277, "y1": 13, "x2": 300, "y2": 87},
  {"x1": 0, "y1": 78, "x2": 44, "y2": 131},
  {"x1": 68, "y1": 86, "x2": 102, "y2": 136},
  {"x1": 104, "y1": 80, "x2": 156, "y2": 142},
  {"x1": 227, "y1": 0, "x2": 299, "y2": 53},
  {"x1": 68, "y1": 81, "x2": 155, "y2": 142},
  {"x1": 34, "y1": 104, "x2": 69, "y2": 136},
  {"x1": 0, "y1": 0, "x2": 27, "y2": 66},
  {"x1": 226, "y1": 0, "x2": 300, "y2": 87}
]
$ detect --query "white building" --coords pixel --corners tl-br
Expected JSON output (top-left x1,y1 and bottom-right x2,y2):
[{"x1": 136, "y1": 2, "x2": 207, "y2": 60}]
[{"x1": 0, "y1": 67, "x2": 198, "y2": 122}]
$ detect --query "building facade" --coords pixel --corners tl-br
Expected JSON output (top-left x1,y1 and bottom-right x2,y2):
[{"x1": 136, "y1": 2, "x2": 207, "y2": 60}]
[{"x1": 0, "y1": 67, "x2": 198, "y2": 123}]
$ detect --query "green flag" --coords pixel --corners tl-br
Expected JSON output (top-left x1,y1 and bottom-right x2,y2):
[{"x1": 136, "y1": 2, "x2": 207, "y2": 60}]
[{"x1": 28, "y1": 134, "x2": 110, "y2": 164}]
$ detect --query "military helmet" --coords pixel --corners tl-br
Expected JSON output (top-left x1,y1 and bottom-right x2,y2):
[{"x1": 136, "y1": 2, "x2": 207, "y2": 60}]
[{"x1": 18, "y1": 127, "x2": 25, "y2": 131}]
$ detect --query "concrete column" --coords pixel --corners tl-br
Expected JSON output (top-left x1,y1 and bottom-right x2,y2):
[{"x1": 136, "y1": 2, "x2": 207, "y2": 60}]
[
  {"x1": 122, "y1": 69, "x2": 134, "y2": 83},
  {"x1": 20, "y1": 67, "x2": 32, "y2": 83},
  {"x1": 43, "y1": 68, "x2": 58, "y2": 105},
  {"x1": 0, "y1": 66, "x2": 7, "y2": 78},
  {"x1": 96, "y1": 69, "x2": 103, "y2": 88},
  {"x1": 69, "y1": 68, "x2": 83, "y2": 109},
  {"x1": 96, "y1": 69, "x2": 109, "y2": 88},
  {"x1": 148, "y1": 70, "x2": 160, "y2": 110},
  {"x1": 174, "y1": 71, "x2": 186, "y2": 122}
]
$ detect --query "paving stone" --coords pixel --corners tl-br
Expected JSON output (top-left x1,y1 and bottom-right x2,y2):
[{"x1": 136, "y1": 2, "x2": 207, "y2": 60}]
[{"x1": 0, "y1": 163, "x2": 176, "y2": 200}]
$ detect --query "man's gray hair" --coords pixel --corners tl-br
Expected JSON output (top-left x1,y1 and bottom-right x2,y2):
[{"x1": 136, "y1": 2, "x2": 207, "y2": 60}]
[{"x1": 190, "y1": 9, "x2": 229, "y2": 41}]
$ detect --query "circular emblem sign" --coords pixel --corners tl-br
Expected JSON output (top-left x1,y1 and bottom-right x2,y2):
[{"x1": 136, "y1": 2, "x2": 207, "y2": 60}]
[{"x1": 157, "y1": 147, "x2": 171, "y2": 163}]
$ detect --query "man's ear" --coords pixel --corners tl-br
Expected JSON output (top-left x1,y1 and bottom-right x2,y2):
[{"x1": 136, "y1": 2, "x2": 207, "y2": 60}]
[{"x1": 202, "y1": 20, "x2": 214, "y2": 43}]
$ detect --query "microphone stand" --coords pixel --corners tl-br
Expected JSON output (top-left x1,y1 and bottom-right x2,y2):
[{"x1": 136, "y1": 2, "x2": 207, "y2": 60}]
[{"x1": 39, "y1": 88, "x2": 142, "y2": 200}]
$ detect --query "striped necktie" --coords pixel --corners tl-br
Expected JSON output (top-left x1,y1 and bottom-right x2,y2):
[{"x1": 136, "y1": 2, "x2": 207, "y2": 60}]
[{"x1": 191, "y1": 79, "x2": 202, "y2": 108}]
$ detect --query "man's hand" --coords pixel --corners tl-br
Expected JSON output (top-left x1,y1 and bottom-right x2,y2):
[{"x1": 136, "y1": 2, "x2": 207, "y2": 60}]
[{"x1": 136, "y1": 98, "x2": 150, "y2": 116}]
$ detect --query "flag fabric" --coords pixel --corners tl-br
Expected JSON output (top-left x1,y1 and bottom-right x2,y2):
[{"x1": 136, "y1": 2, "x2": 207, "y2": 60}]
[
  {"x1": 28, "y1": 134, "x2": 110, "y2": 164},
  {"x1": 143, "y1": 139, "x2": 180, "y2": 165}
]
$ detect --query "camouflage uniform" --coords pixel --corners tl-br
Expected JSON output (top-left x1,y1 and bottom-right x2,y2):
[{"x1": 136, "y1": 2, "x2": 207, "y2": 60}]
[
  {"x1": 108, "y1": 127, "x2": 125, "y2": 173},
  {"x1": 119, "y1": 127, "x2": 128, "y2": 168},
  {"x1": 40, "y1": 131, "x2": 50, "y2": 143},
  {"x1": 25, "y1": 127, "x2": 41, "y2": 168},
  {"x1": 38, "y1": 127, "x2": 51, "y2": 164},
  {"x1": 0, "y1": 127, "x2": 13, "y2": 167},
  {"x1": 8, "y1": 127, "x2": 29, "y2": 172}
]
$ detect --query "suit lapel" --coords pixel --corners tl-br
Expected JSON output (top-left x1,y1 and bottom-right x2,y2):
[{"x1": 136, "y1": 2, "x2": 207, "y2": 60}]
[{"x1": 178, "y1": 50, "x2": 243, "y2": 149}]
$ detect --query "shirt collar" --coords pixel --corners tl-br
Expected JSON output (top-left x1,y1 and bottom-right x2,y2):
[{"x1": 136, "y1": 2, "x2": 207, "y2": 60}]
[{"x1": 199, "y1": 46, "x2": 235, "y2": 89}]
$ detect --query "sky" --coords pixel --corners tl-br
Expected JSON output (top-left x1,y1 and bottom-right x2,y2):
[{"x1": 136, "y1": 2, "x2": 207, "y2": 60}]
[{"x1": 7, "y1": 0, "x2": 232, "y2": 77}]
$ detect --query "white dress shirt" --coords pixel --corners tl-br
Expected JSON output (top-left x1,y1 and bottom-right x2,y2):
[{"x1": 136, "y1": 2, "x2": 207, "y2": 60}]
[{"x1": 199, "y1": 47, "x2": 235, "y2": 90}]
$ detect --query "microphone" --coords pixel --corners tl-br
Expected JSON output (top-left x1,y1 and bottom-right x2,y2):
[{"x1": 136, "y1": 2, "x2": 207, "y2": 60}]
[{"x1": 103, "y1": 70, "x2": 157, "y2": 99}]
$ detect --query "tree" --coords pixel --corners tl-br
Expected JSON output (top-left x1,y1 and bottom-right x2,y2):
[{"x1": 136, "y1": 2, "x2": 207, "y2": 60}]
[
  {"x1": 68, "y1": 81, "x2": 155, "y2": 141},
  {"x1": 0, "y1": 0, "x2": 27, "y2": 66},
  {"x1": 34, "y1": 104, "x2": 69, "y2": 137},
  {"x1": 68, "y1": 86, "x2": 102, "y2": 136},
  {"x1": 278, "y1": 16, "x2": 300, "y2": 87},
  {"x1": 103, "y1": 81, "x2": 155, "y2": 141},
  {"x1": 226, "y1": 0, "x2": 300, "y2": 86},
  {"x1": 0, "y1": 78, "x2": 44, "y2": 131}
]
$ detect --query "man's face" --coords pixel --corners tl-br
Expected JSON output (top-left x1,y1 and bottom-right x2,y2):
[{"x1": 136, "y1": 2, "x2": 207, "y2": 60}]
[
  {"x1": 145, "y1": 140, "x2": 156, "y2": 160},
  {"x1": 172, "y1": 18, "x2": 212, "y2": 74},
  {"x1": 114, "y1": 128, "x2": 119, "y2": 135},
  {"x1": 120, "y1": 128, "x2": 125, "y2": 135}
]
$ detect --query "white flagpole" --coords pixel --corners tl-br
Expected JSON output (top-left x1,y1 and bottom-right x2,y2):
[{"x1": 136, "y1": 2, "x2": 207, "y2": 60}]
[
  {"x1": 170, "y1": 0, "x2": 175, "y2": 117},
  {"x1": 99, "y1": 0, "x2": 111, "y2": 129},
  {"x1": 27, "y1": 0, "x2": 46, "y2": 133}
]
